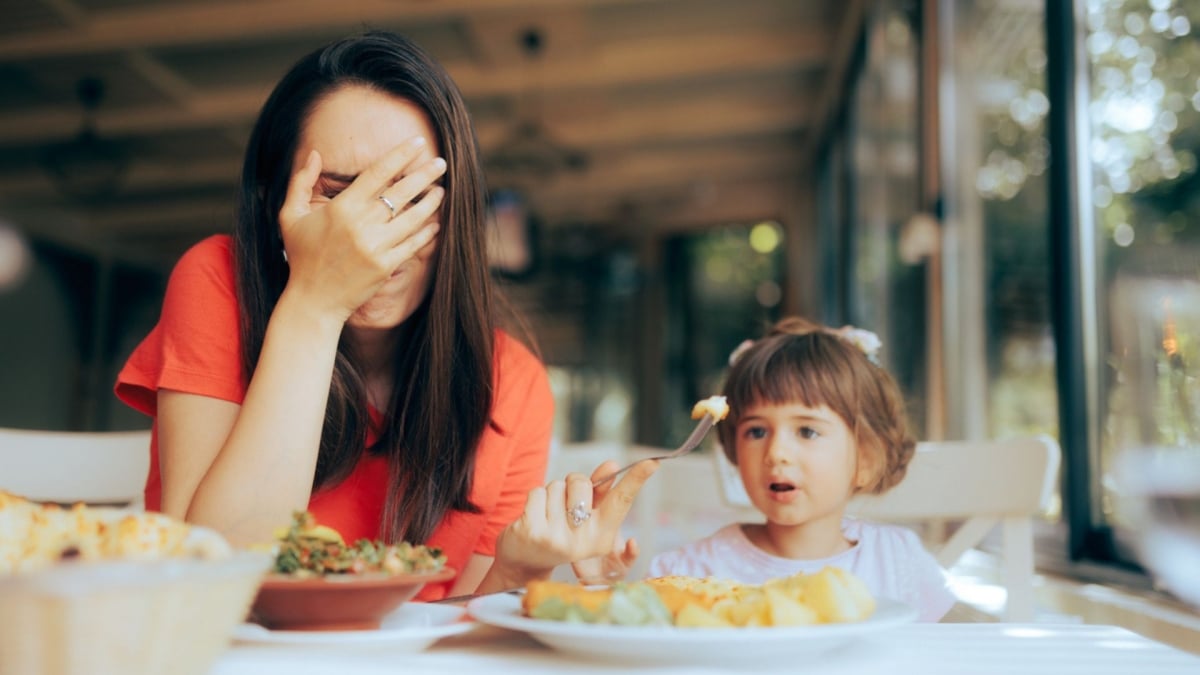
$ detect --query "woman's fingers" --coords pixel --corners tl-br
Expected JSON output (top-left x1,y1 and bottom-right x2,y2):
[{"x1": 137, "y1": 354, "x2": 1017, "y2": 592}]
[
  {"x1": 521, "y1": 485, "x2": 547, "y2": 530},
  {"x1": 376, "y1": 167, "x2": 445, "y2": 252},
  {"x1": 341, "y1": 136, "x2": 429, "y2": 204},
  {"x1": 564, "y1": 472, "x2": 594, "y2": 510},
  {"x1": 380, "y1": 221, "x2": 440, "y2": 272},
  {"x1": 562, "y1": 472, "x2": 595, "y2": 534},
  {"x1": 588, "y1": 460, "x2": 621, "y2": 501},
  {"x1": 544, "y1": 479, "x2": 568, "y2": 533},
  {"x1": 279, "y1": 149, "x2": 321, "y2": 228},
  {"x1": 380, "y1": 185, "x2": 443, "y2": 244},
  {"x1": 377, "y1": 156, "x2": 447, "y2": 218},
  {"x1": 595, "y1": 458, "x2": 659, "y2": 524}
]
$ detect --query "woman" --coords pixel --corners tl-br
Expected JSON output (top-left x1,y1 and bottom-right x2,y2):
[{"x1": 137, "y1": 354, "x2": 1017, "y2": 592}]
[{"x1": 115, "y1": 31, "x2": 653, "y2": 599}]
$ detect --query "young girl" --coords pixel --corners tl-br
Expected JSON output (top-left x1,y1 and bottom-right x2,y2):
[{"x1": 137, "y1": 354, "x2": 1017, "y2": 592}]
[{"x1": 646, "y1": 317, "x2": 956, "y2": 622}]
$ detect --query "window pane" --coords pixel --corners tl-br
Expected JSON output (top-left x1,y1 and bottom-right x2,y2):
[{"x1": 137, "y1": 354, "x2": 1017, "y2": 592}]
[
  {"x1": 659, "y1": 225, "x2": 785, "y2": 445},
  {"x1": 945, "y1": 1, "x2": 1058, "y2": 446},
  {"x1": 1087, "y1": 0, "x2": 1200, "y2": 562},
  {"x1": 845, "y1": 1, "x2": 927, "y2": 432}
]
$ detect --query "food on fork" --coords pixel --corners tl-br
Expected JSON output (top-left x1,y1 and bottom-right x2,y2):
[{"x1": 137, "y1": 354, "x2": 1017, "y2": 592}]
[
  {"x1": 522, "y1": 567, "x2": 875, "y2": 627},
  {"x1": 269, "y1": 511, "x2": 447, "y2": 577},
  {"x1": 691, "y1": 395, "x2": 730, "y2": 422},
  {"x1": 0, "y1": 490, "x2": 231, "y2": 574}
]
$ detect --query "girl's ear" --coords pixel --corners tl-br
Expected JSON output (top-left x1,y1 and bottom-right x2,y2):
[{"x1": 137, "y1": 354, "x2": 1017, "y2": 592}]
[{"x1": 852, "y1": 442, "x2": 880, "y2": 492}]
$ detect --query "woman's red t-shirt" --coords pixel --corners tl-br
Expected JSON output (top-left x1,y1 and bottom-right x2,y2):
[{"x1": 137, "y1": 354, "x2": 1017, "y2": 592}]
[{"x1": 114, "y1": 235, "x2": 553, "y2": 599}]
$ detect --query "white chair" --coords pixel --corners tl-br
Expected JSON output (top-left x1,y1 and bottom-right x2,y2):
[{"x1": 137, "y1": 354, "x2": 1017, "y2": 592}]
[
  {"x1": 626, "y1": 445, "x2": 762, "y2": 580},
  {"x1": 544, "y1": 440, "x2": 626, "y2": 483},
  {"x1": 0, "y1": 427, "x2": 151, "y2": 508},
  {"x1": 715, "y1": 435, "x2": 1062, "y2": 621}
]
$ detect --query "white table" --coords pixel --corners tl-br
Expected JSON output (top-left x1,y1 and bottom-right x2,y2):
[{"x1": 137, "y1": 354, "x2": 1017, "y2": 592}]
[{"x1": 212, "y1": 622, "x2": 1200, "y2": 674}]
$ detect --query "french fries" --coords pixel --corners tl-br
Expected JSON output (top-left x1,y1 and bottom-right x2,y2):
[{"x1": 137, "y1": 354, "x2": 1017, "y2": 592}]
[{"x1": 523, "y1": 566, "x2": 875, "y2": 628}]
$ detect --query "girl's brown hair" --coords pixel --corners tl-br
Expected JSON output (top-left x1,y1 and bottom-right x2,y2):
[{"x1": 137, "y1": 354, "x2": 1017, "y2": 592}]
[
  {"x1": 234, "y1": 31, "x2": 494, "y2": 544},
  {"x1": 717, "y1": 317, "x2": 916, "y2": 494}
]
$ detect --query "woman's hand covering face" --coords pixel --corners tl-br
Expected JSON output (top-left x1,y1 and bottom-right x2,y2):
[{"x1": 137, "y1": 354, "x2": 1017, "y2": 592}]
[{"x1": 277, "y1": 135, "x2": 447, "y2": 324}]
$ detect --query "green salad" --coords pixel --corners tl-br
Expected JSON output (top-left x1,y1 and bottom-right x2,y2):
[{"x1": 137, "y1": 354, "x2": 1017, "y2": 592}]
[{"x1": 270, "y1": 511, "x2": 447, "y2": 578}]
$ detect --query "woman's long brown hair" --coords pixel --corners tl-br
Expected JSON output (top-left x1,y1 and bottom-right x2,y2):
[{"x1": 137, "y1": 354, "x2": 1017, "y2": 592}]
[{"x1": 233, "y1": 31, "x2": 493, "y2": 544}]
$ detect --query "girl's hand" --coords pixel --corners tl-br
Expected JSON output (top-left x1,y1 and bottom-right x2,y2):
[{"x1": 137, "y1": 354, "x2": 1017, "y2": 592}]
[
  {"x1": 571, "y1": 536, "x2": 639, "y2": 586},
  {"x1": 277, "y1": 137, "x2": 447, "y2": 322},
  {"x1": 493, "y1": 459, "x2": 659, "y2": 583}
]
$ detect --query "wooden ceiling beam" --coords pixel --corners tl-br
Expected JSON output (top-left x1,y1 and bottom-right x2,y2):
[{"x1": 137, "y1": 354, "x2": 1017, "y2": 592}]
[
  {"x1": 2, "y1": 105, "x2": 806, "y2": 201},
  {"x1": 0, "y1": 26, "x2": 821, "y2": 144},
  {"x1": 475, "y1": 93, "x2": 808, "y2": 152},
  {"x1": 84, "y1": 199, "x2": 236, "y2": 235},
  {"x1": 526, "y1": 141, "x2": 799, "y2": 203},
  {"x1": 452, "y1": 28, "x2": 829, "y2": 98},
  {"x1": 77, "y1": 153, "x2": 799, "y2": 235},
  {"x1": 0, "y1": 158, "x2": 242, "y2": 200},
  {"x1": 463, "y1": 10, "x2": 590, "y2": 66},
  {"x1": 0, "y1": 0, "x2": 656, "y2": 61},
  {"x1": 4, "y1": 92, "x2": 809, "y2": 166},
  {"x1": 0, "y1": 87, "x2": 271, "y2": 144},
  {"x1": 535, "y1": 175, "x2": 795, "y2": 230}
]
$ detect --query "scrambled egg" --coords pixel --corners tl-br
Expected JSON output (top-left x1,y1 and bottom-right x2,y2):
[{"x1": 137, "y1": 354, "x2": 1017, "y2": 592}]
[
  {"x1": 0, "y1": 490, "x2": 230, "y2": 574},
  {"x1": 691, "y1": 396, "x2": 730, "y2": 422},
  {"x1": 523, "y1": 567, "x2": 875, "y2": 628}
]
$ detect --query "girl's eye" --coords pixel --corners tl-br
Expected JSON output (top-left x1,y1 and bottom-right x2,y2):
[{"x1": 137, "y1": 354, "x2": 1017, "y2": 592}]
[
  {"x1": 799, "y1": 426, "x2": 820, "y2": 440},
  {"x1": 742, "y1": 426, "x2": 768, "y2": 441}
]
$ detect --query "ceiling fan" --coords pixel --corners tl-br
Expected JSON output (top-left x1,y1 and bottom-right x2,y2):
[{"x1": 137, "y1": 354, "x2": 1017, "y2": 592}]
[
  {"x1": 43, "y1": 76, "x2": 129, "y2": 201},
  {"x1": 485, "y1": 28, "x2": 588, "y2": 183}
]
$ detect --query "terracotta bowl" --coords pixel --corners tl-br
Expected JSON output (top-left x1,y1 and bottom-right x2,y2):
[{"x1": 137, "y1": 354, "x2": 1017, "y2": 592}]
[{"x1": 250, "y1": 567, "x2": 457, "y2": 631}]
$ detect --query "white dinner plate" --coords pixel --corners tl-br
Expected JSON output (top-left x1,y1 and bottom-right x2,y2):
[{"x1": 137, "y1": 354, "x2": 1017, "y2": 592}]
[
  {"x1": 466, "y1": 593, "x2": 917, "y2": 665},
  {"x1": 232, "y1": 602, "x2": 472, "y2": 651}
]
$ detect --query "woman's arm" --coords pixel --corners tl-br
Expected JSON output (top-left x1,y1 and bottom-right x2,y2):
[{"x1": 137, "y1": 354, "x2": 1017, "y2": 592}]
[
  {"x1": 159, "y1": 140, "x2": 445, "y2": 546},
  {"x1": 158, "y1": 293, "x2": 344, "y2": 546}
]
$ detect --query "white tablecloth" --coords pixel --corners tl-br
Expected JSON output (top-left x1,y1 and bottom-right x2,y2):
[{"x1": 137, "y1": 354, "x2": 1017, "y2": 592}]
[{"x1": 212, "y1": 622, "x2": 1200, "y2": 675}]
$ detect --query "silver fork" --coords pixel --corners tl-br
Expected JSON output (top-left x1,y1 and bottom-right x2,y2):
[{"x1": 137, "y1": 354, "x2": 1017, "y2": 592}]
[{"x1": 591, "y1": 413, "x2": 718, "y2": 487}]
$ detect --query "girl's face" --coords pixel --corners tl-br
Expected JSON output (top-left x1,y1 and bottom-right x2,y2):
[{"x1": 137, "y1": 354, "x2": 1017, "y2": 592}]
[
  {"x1": 733, "y1": 400, "x2": 862, "y2": 528},
  {"x1": 294, "y1": 85, "x2": 441, "y2": 331}
]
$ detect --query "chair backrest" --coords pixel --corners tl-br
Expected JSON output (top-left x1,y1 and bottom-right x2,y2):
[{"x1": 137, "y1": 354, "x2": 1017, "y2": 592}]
[
  {"x1": 625, "y1": 445, "x2": 762, "y2": 579},
  {"x1": 0, "y1": 427, "x2": 151, "y2": 508},
  {"x1": 845, "y1": 437, "x2": 1060, "y2": 523},
  {"x1": 714, "y1": 435, "x2": 1062, "y2": 621},
  {"x1": 544, "y1": 440, "x2": 626, "y2": 483}
]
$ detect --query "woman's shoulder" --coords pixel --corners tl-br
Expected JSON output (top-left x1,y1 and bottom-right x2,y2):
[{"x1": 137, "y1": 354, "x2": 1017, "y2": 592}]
[
  {"x1": 167, "y1": 234, "x2": 236, "y2": 291},
  {"x1": 494, "y1": 329, "x2": 540, "y2": 367},
  {"x1": 176, "y1": 234, "x2": 234, "y2": 270},
  {"x1": 491, "y1": 330, "x2": 552, "y2": 428},
  {"x1": 493, "y1": 330, "x2": 550, "y2": 389}
]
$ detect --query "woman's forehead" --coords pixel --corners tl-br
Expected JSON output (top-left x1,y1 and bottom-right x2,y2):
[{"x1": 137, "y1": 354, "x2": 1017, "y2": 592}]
[{"x1": 297, "y1": 85, "x2": 439, "y2": 173}]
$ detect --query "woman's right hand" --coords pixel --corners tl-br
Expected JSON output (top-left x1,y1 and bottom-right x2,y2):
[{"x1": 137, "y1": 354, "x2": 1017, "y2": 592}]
[
  {"x1": 277, "y1": 137, "x2": 447, "y2": 322},
  {"x1": 489, "y1": 459, "x2": 659, "y2": 587}
]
